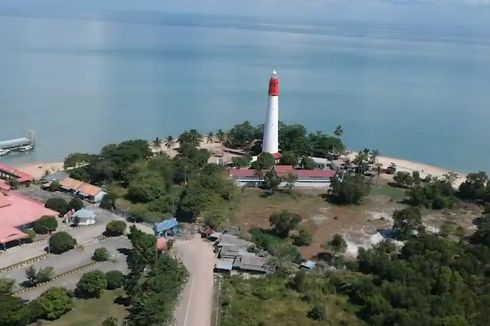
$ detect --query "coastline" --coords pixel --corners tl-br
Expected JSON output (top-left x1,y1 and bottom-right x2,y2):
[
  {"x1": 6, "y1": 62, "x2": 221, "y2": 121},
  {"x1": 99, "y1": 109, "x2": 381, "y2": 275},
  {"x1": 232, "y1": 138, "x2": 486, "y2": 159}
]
[{"x1": 17, "y1": 162, "x2": 64, "y2": 180}]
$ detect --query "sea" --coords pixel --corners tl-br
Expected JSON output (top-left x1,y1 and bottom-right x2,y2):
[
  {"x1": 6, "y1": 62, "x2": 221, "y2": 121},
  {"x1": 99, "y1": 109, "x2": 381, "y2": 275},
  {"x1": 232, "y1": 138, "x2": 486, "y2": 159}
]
[{"x1": 1, "y1": 0, "x2": 490, "y2": 173}]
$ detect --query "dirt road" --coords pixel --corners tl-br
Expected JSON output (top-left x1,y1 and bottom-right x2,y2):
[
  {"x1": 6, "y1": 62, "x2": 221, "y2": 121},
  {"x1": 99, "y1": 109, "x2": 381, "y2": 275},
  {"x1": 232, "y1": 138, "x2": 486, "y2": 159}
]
[{"x1": 173, "y1": 236, "x2": 215, "y2": 326}]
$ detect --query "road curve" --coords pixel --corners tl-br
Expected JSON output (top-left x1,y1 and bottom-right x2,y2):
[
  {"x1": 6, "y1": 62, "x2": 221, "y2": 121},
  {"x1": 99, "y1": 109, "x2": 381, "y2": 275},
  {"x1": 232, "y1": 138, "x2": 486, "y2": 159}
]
[{"x1": 173, "y1": 236, "x2": 215, "y2": 326}]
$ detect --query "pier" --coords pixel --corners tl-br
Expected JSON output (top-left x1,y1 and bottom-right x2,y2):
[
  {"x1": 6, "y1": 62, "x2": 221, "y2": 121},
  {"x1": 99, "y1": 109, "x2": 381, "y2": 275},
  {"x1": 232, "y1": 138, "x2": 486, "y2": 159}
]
[{"x1": 0, "y1": 130, "x2": 35, "y2": 156}]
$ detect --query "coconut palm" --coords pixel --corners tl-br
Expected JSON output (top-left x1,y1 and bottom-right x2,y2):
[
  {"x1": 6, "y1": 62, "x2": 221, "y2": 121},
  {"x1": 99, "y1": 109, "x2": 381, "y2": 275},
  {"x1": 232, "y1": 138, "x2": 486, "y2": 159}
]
[
  {"x1": 216, "y1": 129, "x2": 226, "y2": 143},
  {"x1": 207, "y1": 131, "x2": 214, "y2": 143},
  {"x1": 165, "y1": 136, "x2": 175, "y2": 149},
  {"x1": 334, "y1": 125, "x2": 344, "y2": 138}
]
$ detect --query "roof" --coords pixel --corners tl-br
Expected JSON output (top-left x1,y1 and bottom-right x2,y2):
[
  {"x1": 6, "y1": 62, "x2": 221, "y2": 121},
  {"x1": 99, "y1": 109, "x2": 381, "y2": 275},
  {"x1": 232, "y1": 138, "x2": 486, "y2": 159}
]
[
  {"x1": 0, "y1": 192, "x2": 57, "y2": 228},
  {"x1": 229, "y1": 167, "x2": 336, "y2": 180},
  {"x1": 0, "y1": 192, "x2": 11, "y2": 208},
  {"x1": 236, "y1": 255, "x2": 269, "y2": 273},
  {"x1": 77, "y1": 183, "x2": 103, "y2": 197},
  {"x1": 300, "y1": 260, "x2": 317, "y2": 270},
  {"x1": 156, "y1": 237, "x2": 168, "y2": 251},
  {"x1": 0, "y1": 225, "x2": 27, "y2": 244},
  {"x1": 274, "y1": 165, "x2": 295, "y2": 176},
  {"x1": 59, "y1": 177, "x2": 84, "y2": 191},
  {"x1": 216, "y1": 258, "x2": 234, "y2": 271},
  {"x1": 44, "y1": 171, "x2": 69, "y2": 182},
  {"x1": 0, "y1": 180, "x2": 12, "y2": 192},
  {"x1": 295, "y1": 170, "x2": 336, "y2": 179},
  {"x1": 72, "y1": 208, "x2": 96, "y2": 219},
  {"x1": 0, "y1": 162, "x2": 34, "y2": 183},
  {"x1": 0, "y1": 137, "x2": 31, "y2": 150},
  {"x1": 216, "y1": 234, "x2": 251, "y2": 248},
  {"x1": 154, "y1": 218, "x2": 178, "y2": 234}
]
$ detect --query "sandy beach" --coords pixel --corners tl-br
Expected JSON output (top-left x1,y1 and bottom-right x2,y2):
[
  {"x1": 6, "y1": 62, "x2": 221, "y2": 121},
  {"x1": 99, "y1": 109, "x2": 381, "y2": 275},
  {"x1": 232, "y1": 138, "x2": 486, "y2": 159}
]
[
  {"x1": 347, "y1": 152, "x2": 466, "y2": 188},
  {"x1": 18, "y1": 162, "x2": 64, "y2": 180}
]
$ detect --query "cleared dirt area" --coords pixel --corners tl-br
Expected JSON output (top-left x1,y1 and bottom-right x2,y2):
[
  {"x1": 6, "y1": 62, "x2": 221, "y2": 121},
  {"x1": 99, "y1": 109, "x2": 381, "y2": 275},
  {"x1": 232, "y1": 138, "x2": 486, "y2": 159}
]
[{"x1": 233, "y1": 183, "x2": 481, "y2": 259}]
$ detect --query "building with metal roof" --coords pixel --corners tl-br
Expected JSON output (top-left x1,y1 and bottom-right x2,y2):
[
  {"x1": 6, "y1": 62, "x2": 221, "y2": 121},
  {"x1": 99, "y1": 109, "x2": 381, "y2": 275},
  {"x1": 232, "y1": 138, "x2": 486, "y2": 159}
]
[{"x1": 154, "y1": 218, "x2": 178, "y2": 238}]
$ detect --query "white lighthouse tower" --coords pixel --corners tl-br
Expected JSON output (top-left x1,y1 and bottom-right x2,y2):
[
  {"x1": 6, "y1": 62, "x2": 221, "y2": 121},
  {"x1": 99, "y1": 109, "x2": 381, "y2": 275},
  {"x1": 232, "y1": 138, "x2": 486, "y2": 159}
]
[{"x1": 262, "y1": 69, "x2": 280, "y2": 155}]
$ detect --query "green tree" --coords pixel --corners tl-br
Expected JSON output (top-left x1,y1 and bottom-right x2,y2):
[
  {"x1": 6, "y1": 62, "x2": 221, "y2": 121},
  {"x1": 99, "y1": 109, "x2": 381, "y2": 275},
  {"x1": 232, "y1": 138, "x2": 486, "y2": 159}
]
[
  {"x1": 300, "y1": 156, "x2": 316, "y2": 170},
  {"x1": 330, "y1": 174, "x2": 370, "y2": 205},
  {"x1": 284, "y1": 173, "x2": 298, "y2": 193},
  {"x1": 0, "y1": 292, "x2": 29, "y2": 326},
  {"x1": 279, "y1": 151, "x2": 298, "y2": 166},
  {"x1": 226, "y1": 121, "x2": 259, "y2": 148},
  {"x1": 45, "y1": 198, "x2": 69, "y2": 216},
  {"x1": 279, "y1": 123, "x2": 312, "y2": 156},
  {"x1": 392, "y1": 207, "x2": 424, "y2": 240},
  {"x1": 92, "y1": 247, "x2": 110, "y2": 262},
  {"x1": 459, "y1": 171, "x2": 488, "y2": 201},
  {"x1": 48, "y1": 180, "x2": 61, "y2": 192},
  {"x1": 49, "y1": 232, "x2": 77, "y2": 254},
  {"x1": 231, "y1": 156, "x2": 251, "y2": 168},
  {"x1": 393, "y1": 171, "x2": 414, "y2": 188},
  {"x1": 37, "y1": 287, "x2": 73, "y2": 320},
  {"x1": 216, "y1": 129, "x2": 226, "y2": 142},
  {"x1": 105, "y1": 220, "x2": 127, "y2": 237},
  {"x1": 105, "y1": 271, "x2": 125, "y2": 290},
  {"x1": 64, "y1": 153, "x2": 98, "y2": 169},
  {"x1": 255, "y1": 152, "x2": 275, "y2": 170},
  {"x1": 127, "y1": 177, "x2": 167, "y2": 203},
  {"x1": 36, "y1": 267, "x2": 54, "y2": 283},
  {"x1": 25, "y1": 265, "x2": 37, "y2": 287},
  {"x1": 334, "y1": 125, "x2": 344, "y2": 138},
  {"x1": 69, "y1": 198, "x2": 84, "y2": 211},
  {"x1": 33, "y1": 216, "x2": 58, "y2": 234},
  {"x1": 100, "y1": 192, "x2": 117, "y2": 210},
  {"x1": 102, "y1": 316, "x2": 118, "y2": 326},
  {"x1": 269, "y1": 210, "x2": 302, "y2": 238},
  {"x1": 75, "y1": 270, "x2": 107, "y2": 298},
  {"x1": 165, "y1": 135, "x2": 175, "y2": 149},
  {"x1": 263, "y1": 169, "x2": 282, "y2": 194},
  {"x1": 293, "y1": 229, "x2": 313, "y2": 246},
  {"x1": 327, "y1": 234, "x2": 347, "y2": 256},
  {"x1": 178, "y1": 129, "x2": 202, "y2": 148}
]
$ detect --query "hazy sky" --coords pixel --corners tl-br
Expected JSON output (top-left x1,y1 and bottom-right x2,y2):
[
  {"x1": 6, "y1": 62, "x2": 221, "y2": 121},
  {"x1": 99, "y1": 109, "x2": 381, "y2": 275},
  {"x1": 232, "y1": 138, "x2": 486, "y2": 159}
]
[{"x1": 1, "y1": 0, "x2": 490, "y2": 29}]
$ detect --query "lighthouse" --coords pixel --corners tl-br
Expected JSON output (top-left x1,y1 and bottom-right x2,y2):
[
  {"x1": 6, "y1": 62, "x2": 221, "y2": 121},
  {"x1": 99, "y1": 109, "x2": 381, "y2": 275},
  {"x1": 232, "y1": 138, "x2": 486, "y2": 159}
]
[{"x1": 262, "y1": 69, "x2": 280, "y2": 155}]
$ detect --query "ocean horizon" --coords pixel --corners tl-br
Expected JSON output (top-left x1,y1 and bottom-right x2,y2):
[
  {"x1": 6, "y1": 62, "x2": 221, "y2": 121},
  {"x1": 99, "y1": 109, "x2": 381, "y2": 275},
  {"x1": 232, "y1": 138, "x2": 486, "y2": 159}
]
[{"x1": 1, "y1": 3, "x2": 490, "y2": 173}]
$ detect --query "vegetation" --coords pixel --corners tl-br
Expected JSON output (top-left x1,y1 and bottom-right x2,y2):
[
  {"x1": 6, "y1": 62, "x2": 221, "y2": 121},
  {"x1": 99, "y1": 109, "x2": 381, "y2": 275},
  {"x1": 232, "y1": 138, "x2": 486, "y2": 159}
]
[
  {"x1": 392, "y1": 207, "x2": 424, "y2": 240},
  {"x1": 326, "y1": 234, "x2": 347, "y2": 256},
  {"x1": 458, "y1": 171, "x2": 490, "y2": 202},
  {"x1": 49, "y1": 232, "x2": 77, "y2": 254},
  {"x1": 25, "y1": 265, "x2": 54, "y2": 287},
  {"x1": 45, "y1": 198, "x2": 70, "y2": 216},
  {"x1": 329, "y1": 174, "x2": 370, "y2": 205},
  {"x1": 405, "y1": 178, "x2": 455, "y2": 209},
  {"x1": 48, "y1": 180, "x2": 61, "y2": 191},
  {"x1": 33, "y1": 216, "x2": 58, "y2": 234},
  {"x1": 292, "y1": 229, "x2": 313, "y2": 247},
  {"x1": 105, "y1": 220, "x2": 127, "y2": 236},
  {"x1": 0, "y1": 278, "x2": 38, "y2": 325},
  {"x1": 36, "y1": 287, "x2": 73, "y2": 320},
  {"x1": 92, "y1": 247, "x2": 110, "y2": 262},
  {"x1": 101, "y1": 316, "x2": 119, "y2": 326},
  {"x1": 253, "y1": 152, "x2": 275, "y2": 170},
  {"x1": 69, "y1": 198, "x2": 84, "y2": 211},
  {"x1": 269, "y1": 210, "x2": 302, "y2": 238},
  {"x1": 75, "y1": 270, "x2": 107, "y2": 299},
  {"x1": 263, "y1": 168, "x2": 281, "y2": 193},
  {"x1": 105, "y1": 271, "x2": 125, "y2": 290}
]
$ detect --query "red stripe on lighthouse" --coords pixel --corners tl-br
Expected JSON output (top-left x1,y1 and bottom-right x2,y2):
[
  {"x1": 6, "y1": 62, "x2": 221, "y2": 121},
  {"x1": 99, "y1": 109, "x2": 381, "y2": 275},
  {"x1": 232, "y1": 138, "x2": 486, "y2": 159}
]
[{"x1": 268, "y1": 75, "x2": 279, "y2": 96}]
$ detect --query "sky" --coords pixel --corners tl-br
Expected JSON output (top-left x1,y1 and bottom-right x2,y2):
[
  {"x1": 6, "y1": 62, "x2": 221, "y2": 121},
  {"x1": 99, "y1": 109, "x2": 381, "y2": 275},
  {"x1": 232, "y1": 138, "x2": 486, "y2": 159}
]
[{"x1": 1, "y1": 0, "x2": 490, "y2": 29}]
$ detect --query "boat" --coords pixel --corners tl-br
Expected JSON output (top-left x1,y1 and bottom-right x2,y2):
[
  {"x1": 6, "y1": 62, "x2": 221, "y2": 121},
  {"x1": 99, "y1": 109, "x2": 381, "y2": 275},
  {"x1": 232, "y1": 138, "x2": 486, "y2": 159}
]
[
  {"x1": 0, "y1": 148, "x2": 10, "y2": 156},
  {"x1": 18, "y1": 145, "x2": 34, "y2": 152}
]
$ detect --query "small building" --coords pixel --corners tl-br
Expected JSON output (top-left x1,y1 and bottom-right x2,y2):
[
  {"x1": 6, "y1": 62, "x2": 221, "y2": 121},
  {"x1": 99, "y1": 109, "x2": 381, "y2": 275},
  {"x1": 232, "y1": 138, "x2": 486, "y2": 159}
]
[
  {"x1": 59, "y1": 177, "x2": 106, "y2": 203},
  {"x1": 215, "y1": 258, "x2": 234, "y2": 273},
  {"x1": 299, "y1": 260, "x2": 317, "y2": 271},
  {"x1": 43, "y1": 171, "x2": 69, "y2": 183},
  {"x1": 0, "y1": 162, "x2": 34, "y2": 184},
  {"x1": 72, "y1": 208, "x2": 96, "y2": 226},
  {"x1": 154, "y1": 218, "x2": 178, "y2": 238},
  {"x1": 234, "y1": 255, "x2": 270, "y2": 274}
]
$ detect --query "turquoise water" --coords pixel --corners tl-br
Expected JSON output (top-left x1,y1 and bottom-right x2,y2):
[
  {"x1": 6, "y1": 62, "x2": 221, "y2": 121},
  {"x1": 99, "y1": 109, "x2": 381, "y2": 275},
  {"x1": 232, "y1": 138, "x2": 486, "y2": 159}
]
[{"x1": 1, "y1": 2, "x2": 490, "y2": 172}]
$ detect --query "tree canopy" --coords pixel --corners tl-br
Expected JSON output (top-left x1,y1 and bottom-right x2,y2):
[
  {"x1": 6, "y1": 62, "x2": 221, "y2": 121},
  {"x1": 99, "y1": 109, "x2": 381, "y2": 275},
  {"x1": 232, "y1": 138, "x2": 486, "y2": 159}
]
[{"x1": 330, "y1": 174, "x2": 370, "y2": 205}]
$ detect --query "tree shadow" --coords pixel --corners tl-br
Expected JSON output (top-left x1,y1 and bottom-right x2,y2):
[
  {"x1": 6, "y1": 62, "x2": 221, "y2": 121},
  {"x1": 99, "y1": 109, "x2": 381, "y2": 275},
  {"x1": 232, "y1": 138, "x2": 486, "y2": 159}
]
[
  {"x1": 117, "y1": 248, "x2": 131, "y2": 256},
  {"x1": 114, "y1": 295, "x2": 131, "y2": 307}
]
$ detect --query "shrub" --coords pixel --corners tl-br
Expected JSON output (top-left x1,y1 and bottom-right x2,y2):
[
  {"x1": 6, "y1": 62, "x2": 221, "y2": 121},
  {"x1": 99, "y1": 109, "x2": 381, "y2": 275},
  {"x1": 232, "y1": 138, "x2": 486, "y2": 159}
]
[
  {"x1": 48, "y1": 180, "x2": 61, "y2": 192},
  {"x1": 37, "y1": 287, "x2": 73, "y2": 320},
  {"x1": 33, "y1": 216, "x2": 58, "y2": 234},
  {"x1": 292, "y1": 229, "x2": 313, "y2": 247},
  {"x1": 75, "y1": 270, "x2": 107, "y2": 298},
  {"x1": 308, "y1": 304, "x2": 326, "y2": 320},
  {"x1": 45, "y1": 198, "x2": 69, "y2": 216},
  {"x1": 92, "y1": 247, "x2": 109, "y2": 262},
  {"x1": 102, "y1": 316, "x2": 118, "y2": 326},
  {"x1": 49, "y1": 232, "x2": 77, "y2": 254},
  {"x1": 69, "y1": 198, "x2": 84, "y2": 211},
  {"x1": 105, "y1": 220, "x2": 127, "y2": 237},
  {"x1": 105, "y1": 270, "x2": 125, "y2": 290},
  {"x1": 24, "y1": 229, "x2": 36, "y2": 242}
]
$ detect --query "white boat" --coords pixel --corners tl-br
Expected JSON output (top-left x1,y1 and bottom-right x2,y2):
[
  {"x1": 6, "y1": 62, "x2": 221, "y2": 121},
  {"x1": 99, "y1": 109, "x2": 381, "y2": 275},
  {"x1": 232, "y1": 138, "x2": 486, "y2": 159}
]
[
  {"x1": 18, "y1": 145, "x2": 34, "y2": 152},
  {"x1": 0, "y1": 148, "x2": 10, "y2": 156}
]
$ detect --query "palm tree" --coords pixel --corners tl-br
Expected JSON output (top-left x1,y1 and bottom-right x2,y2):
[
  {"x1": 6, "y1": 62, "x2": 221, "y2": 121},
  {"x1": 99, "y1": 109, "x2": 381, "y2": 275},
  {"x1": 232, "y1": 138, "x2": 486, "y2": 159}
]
[
  {"x1": 165, "y1": 136, "x2": 175, "y2": 149},
  {"x1": 216, "y1": 129, "x2": 226, "y2": 143},
  {"x1": 369, "y1": 149, "x2": 379, "y2": 164},
  {"x1": 153, "y1": 137, "x2": 162, "y2": 147},
  {"x1": 207, "y1": 131, "x2": 214, "y2": 143},
  {"x1": 334, "y1": 125, "x2": 344, "y2": 138}
]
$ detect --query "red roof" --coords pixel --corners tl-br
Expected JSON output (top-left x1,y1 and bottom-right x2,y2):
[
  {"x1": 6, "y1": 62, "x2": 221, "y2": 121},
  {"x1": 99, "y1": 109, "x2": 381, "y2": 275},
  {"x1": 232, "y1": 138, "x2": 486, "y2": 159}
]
[
  {"x1": 0, "y1": 162, "x2": 34, "y2": 183},
  {"x1": 229, "y1": 167, "x2": 336, "y2": 179},
  {"x1": 295, "y1": 169, "x2": 336, "y2": 178},
  {"x1": 0, "y1": 225, "x2": 27, "y2": 244},
  {"x1": 229, "y1": 168, "x2": 257, "y2": 178},
  {"x1": 0, "y1": 180, "x2": 11, "y2": 192},
  {"x1": 0, "y1": 192, "x2": 57, "y2": 228},
  {"x1": 274, "y1": 165, "x2": 295, "y2": 176}
]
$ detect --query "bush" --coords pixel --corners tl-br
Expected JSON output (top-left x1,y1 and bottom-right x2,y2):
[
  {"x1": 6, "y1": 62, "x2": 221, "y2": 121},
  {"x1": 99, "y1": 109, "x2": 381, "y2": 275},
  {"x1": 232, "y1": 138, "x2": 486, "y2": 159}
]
[
  {"x1": 102, "y1": 316, "x2": 118, "y2": 326},
  {"x1": 24, "y1": 229, "x2": 36, "y2": 242},
  {"x1": 92, "y1": 247, "x2": 109, "y2": 262},
  {"x1": 75, "y1": 270, "x2": 107, "y2": 298},
  {"x1": 69, "y1": 198, "x2": 84, "y2": 211},
  {"x1": 105, "y1": 271, "x2": 125, "y2": 290},
  {"x1": 48, "y1": 180, "x2": 61, "y2": 192},
  {"x1": 37, "y1": 287, "x2": 73, "y2": 320},
  {"x1": 45, "y1": 198, "x2": 69, "y2": 216},
  {"x1": 307, "y1": 304, "x2": 326, "y2": 320},
  {"x1": 33, "y1": 216, "x2": 58, "y2": 234},
  {"x1": 105, "y1": 220, "x2": 127, "y2": 237},
  {"x1": 49, "y1": 232, "x2": 77, "y2": 254},
  {"x1": 330, "y1": 174, "x2": 370, "y2": 205},
  {"x1": 292, "y1": 229, "x2": 313, "y2": 247}
]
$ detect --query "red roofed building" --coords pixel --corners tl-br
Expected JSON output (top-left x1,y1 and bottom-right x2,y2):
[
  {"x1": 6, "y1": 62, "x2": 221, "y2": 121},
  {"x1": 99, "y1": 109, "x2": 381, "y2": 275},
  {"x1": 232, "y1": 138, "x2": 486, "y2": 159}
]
[
  {"x1": 0, "y1": 162, "x2": 34, "y2": 184},
  {"x1": 0, "y1": 190, "x2": 57, "y2": 246},
  {"x1": 229, "y1": 165, "x2": 336, "y2": 188}
]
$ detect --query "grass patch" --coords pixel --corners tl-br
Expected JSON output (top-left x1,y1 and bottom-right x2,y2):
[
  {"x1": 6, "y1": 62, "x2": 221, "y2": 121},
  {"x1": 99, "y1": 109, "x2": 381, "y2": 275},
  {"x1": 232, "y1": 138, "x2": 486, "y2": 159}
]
[
  {"x1": 369, "y1": 184, "x2": 406, "y2": 202},
  {"x1": 219, "y1": 275, "x2": 362, "y2": 326},
  {"x1": 39, "y1": 289, "x2": 128, "y2": 326}
]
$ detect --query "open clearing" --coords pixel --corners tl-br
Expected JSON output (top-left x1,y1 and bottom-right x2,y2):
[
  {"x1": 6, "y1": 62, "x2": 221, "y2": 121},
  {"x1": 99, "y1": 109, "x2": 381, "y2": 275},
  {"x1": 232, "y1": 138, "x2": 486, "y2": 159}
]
[
  {"x1": 233, "y1": 183, "x2": 480, "y2": 258},
  {"x1": 39, "y1": 289, "x2": 128, "y2": 326}
]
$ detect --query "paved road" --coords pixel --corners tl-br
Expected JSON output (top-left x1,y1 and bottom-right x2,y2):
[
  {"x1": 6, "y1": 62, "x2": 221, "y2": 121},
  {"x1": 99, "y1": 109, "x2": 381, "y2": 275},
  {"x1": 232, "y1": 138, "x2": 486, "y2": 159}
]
[{"x1": 173, "y1": 236, "x2": 215, "y2": 326}]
